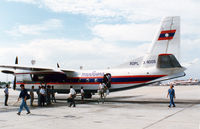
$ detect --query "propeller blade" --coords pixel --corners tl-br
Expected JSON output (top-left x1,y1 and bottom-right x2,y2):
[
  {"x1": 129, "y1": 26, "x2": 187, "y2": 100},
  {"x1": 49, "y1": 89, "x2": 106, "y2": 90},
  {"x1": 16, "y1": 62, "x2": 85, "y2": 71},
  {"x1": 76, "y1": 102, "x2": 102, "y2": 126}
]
[
  {"x1": 15, "y1": 56, "x2": 18, "y2": 65},
  {"x1": 13, "y1": 76, "x2": 16, "y2": 90},
  {"x1": 57, "y1": 63, "x2": 60, "y2": 68}
]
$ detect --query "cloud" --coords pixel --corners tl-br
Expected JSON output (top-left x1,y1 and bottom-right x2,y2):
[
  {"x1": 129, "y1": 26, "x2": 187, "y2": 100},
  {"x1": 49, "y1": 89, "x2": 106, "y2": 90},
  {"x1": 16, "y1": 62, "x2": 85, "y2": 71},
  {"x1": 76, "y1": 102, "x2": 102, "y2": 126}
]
[
  {"x1": 5, "y1": 19, "x2": 63, "y2": 36},
  {"x1": 41, "y1": 0, "x2": 122, "y2": 17},
  {"x1": 6, "y1": 0, "x2": 37, "y2": 4},
  {"x1": 6, "y1": 0, "x2": 200, "y2": 23},
  {"x1": 0, "y1": 37, "x2": 149, "y2": 81},
  {"x1": 3, "y1": 0, "x2": 200, "y2": 80},
  {"x1": 6, "y1": 0, "x2": 200, "y2": 42},
  {"x1": 0, "y1": 37, "x2": 199, "y2": 81},
  {"x1": 0, "y1": 38, "x2": 149, "y2": 69},
  {"x1": 92, "y1": 23, "x2": 158, "y2": 42},
  {"x1": 5, "y1": 0, "x2": 200, "y2": 40}
]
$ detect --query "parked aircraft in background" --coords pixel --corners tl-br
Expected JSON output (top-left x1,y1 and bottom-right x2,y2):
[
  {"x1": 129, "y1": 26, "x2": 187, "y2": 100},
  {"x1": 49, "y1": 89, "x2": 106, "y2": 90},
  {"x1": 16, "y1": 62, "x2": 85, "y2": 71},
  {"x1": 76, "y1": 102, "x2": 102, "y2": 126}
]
[
  {"x1": 0, "y1": 16, "x2": 186, "y2": 98},
  {"x1": 169, "y1": 78, "x2": 200, "y2": 85}
]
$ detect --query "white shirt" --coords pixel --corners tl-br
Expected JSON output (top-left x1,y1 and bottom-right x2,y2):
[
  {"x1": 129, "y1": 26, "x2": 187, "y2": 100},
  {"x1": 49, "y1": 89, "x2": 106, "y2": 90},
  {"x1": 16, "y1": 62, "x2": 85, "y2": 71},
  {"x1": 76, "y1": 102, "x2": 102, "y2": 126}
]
[
  {"x1": 70, "y1": 88, "x2": 76, "y2": 95},
  {"x1": 99, "y1": 83, "x2": 104, "y2": 90},
  {"x1": 40, "y1": 89, "x2": 45, "y2": 95},
  {"x1": 107, "y1": 74, "x2": 111, "y2": 81},
  {"x1": 81, "y1": 89, "x2": 84, "y2": 94}
]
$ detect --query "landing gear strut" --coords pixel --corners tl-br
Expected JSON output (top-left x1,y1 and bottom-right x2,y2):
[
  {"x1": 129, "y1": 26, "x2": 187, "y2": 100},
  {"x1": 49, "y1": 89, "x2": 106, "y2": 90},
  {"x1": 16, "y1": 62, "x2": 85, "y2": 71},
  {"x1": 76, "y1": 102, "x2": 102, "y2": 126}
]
[{"x1": 84, "y1": 93, "x2": 92, "y2": 98}]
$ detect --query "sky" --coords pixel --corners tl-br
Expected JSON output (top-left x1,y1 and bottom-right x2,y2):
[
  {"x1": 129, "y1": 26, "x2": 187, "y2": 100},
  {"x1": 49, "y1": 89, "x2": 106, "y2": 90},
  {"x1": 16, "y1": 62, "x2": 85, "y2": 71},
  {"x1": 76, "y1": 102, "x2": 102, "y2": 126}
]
[{"x1": 0, "y1": 0, "x2": 200, "y2": 82}]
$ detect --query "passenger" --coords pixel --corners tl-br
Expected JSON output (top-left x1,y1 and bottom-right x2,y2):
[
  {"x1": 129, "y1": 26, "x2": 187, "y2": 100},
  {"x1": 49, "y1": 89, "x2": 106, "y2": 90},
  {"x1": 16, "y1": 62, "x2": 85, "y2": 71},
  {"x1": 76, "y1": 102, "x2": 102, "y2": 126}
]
[
  {"x1": 4, "y1": 84, "x2": 9, "y2": 106},
  {"x1": 167, "y1": 84, "x2": 176, "y2": 108},
  {"x1": 37, "y1": 86, "x2": 41, "y2": 106},
  {"x1": 98, "y1": 82, "x2": 105, "y2": 103},
  {"x1": 51, "y1": 86, "x2": 56, "y2": 103},
  {"x1": 106, "y1": 74, "x2": 111, "y2": 88},
  {"x1": 80, "y1": 86, "x2": 84, "y2": 103},
  {"x1": 103, "y1": 74, "x2": 107, "y2": 84},
  {"x1": 40, "y1": 86, "x2": 46, "y2": 106},
  {"x1": 30, "y1": 86, "x2": 34, "y2": 106},
  {"x1": 46, "y1": 85, "x2": 51, "y2": 105},
  {"x1": 68, "y1": 86, "x2": 76, "y2": 107},
  {"x1": 44, "y1": 86, "x2": 47, "y2": 104},
  {"x1": 105, "y1": 86, "x2": 109, "y2": 97},
  {"x1": 17, "y1": 84, "x2": 31, "y2": 115}
]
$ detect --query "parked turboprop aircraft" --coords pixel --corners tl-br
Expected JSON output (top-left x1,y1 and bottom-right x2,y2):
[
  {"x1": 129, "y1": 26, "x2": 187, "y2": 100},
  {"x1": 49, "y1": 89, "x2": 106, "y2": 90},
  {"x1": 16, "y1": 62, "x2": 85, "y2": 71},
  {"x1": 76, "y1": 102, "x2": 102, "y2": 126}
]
[{"x1": 0, "y1": 16, "x2": 186, "y2": 98}]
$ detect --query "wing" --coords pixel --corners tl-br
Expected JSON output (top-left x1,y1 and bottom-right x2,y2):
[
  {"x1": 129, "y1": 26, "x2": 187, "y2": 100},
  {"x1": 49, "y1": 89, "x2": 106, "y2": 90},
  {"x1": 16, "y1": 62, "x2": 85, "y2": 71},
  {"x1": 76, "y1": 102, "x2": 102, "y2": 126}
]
[
  {"x1": 0, "y1": 65, "x2": 51, "y2": 71},
  {"x1": 0, "y1": 65, "x2": 75, "y2": 74}
]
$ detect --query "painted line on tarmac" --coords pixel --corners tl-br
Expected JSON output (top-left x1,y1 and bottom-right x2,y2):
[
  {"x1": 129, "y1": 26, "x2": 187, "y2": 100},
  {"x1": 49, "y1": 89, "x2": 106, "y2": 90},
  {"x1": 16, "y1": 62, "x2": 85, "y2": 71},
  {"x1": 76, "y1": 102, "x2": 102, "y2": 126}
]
[
  {"x1": 57, "y1": 98, "x2": 200, "y2": 104},
  {"x1": 142, "y1": 104, "x2": 195, "y2": 129}
]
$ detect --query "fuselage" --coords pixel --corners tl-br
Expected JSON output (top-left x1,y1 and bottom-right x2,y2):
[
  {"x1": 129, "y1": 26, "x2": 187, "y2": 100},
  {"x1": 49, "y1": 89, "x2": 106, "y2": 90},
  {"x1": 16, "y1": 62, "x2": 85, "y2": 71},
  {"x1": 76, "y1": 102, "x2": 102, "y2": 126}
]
[{"x1": 14, "y1": 66, "x2": 183, "y2": 94}]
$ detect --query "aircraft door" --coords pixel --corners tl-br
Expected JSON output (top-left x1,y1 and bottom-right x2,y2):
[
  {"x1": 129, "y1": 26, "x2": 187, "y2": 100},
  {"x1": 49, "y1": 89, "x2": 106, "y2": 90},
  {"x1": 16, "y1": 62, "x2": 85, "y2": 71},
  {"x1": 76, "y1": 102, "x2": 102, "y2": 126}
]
[{"x1": 103, "y1": 73, "x2": 112, "y2": 88}]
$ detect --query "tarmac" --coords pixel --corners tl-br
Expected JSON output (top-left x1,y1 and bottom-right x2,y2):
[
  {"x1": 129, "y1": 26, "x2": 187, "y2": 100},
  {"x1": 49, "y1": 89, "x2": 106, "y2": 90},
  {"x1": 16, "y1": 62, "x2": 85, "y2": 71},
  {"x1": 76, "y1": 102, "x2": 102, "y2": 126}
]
[{"x1": 0, "y1": 85, "x2": 200, "y2": 129}]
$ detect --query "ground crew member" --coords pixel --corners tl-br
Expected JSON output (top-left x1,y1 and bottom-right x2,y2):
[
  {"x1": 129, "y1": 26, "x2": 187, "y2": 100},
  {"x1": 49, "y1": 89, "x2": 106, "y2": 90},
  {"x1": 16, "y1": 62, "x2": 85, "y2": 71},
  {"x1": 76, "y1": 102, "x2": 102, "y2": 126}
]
[
  {"x1": 30, "y1": 86, "x2": 34, "y2": 106},
  {"x1": 46, "y1": 85, "x2": 51, "y2": 105},
  {"x1": 167, "y1": 84, "x2": 176, "y2": 108},
  {"x1": 68, "y1": 86, "x2": 76, "y2": 107},
  {"x1": 51, "y1": 86, "x2": 56, "y2": 103},
  {"x1": 37, "y1": 86, "x2": 41, "y2": 106},
  {"x1": 40, "y1": 86, "x2": 46, "y2": 106},
  {"x1": 4, "y1": 84, "x2": 9, "y2": 106},
  {"x1": 17, "y1": 84, "x2": 31, "y2": 115},
  {"x1": 81, "y1": 86, "x2": 84, "y2": 103}
]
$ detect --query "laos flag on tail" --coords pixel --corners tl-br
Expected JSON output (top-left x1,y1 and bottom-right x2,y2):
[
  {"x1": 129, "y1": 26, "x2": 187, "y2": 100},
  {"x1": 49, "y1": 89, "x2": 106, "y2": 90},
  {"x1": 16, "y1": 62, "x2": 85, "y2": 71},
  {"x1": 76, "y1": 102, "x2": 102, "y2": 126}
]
[{"x1": 158, "y1": 30, "x2": 176, "y2": 40}]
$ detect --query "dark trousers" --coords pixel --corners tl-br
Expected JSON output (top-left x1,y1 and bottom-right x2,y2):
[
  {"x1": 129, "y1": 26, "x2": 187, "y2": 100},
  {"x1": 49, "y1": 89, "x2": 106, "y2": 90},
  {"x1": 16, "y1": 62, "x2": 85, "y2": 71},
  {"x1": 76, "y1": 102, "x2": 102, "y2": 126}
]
[
  {"x1": 169, "y1": 96, "x2": 175, "y2": 107},
  {"x1": 18, "y1": 98, "x2": 30, "y2": 113},
  {"x1": 30, "y1": 95, "x2": 34, "y2": 106},
  {"x1": 81, "y1": 95, "x2": 84, "y2": 101},
  {"x1": 51, "y1": 95, "x2": 56, "y2": 103},
  {"x1": 47, "y1": 95, "x2": 51, "y2": 105},
  {"x1": 69, "y1": 97, "x2": 76, "y2": 107},
  {"x1": 38, "y1": 94, "x2": 41, "y2": 106},
  {"x1": 41, "y1": 95, "x2": 45, "y2": 106},
  {"x1": 5, "y1": 94, "x2": 8, "y2": 106}
]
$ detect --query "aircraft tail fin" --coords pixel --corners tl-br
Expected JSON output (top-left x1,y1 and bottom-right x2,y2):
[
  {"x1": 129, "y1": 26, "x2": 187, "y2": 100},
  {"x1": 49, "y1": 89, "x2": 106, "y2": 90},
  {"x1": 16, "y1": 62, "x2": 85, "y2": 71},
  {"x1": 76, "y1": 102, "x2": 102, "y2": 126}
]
[
  {"x1": 116, "y1": 16, "x2": 182, "y2": 69},
  {"x1": 148, "y1": 16, "x2": 180, "y2": 60}
]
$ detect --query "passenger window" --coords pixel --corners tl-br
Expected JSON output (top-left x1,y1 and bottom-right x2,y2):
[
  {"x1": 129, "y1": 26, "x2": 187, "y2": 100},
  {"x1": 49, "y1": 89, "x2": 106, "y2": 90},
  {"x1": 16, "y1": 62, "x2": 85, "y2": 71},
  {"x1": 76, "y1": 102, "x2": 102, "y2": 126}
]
[{"x1": 94, "y1": 78, "x2": 98, "y2": 82}]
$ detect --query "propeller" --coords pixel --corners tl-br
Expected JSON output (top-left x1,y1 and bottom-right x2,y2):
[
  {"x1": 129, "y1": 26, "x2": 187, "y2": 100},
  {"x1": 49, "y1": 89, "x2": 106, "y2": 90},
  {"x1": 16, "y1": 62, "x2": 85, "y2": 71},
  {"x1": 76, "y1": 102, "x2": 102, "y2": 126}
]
[
  {"x1": 13, "y1": 56, "x2": 18, "y2": 90},
  {"x1": 15, "y1": 56, "x2": 18, "y2": 65},
  {"x1": 13, "y1": 76, "x2": 16, "y2": 90}
]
